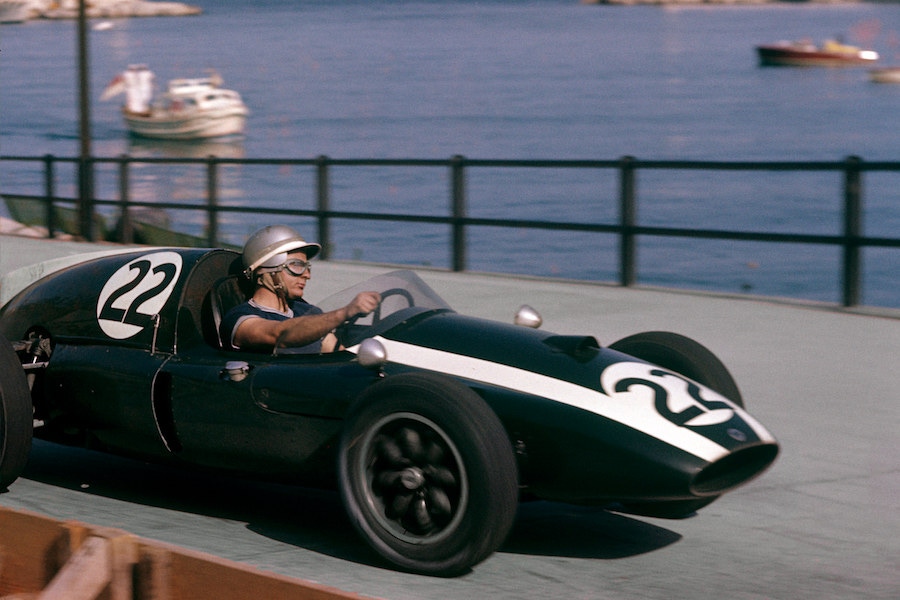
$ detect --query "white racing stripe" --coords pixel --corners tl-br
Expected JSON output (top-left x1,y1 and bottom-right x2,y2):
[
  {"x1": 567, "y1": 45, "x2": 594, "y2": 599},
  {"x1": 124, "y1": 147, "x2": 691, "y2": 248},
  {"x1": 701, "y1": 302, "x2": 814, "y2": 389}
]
[{"x1": 349, "y1": 336, "x2": 750, "y2": 462}]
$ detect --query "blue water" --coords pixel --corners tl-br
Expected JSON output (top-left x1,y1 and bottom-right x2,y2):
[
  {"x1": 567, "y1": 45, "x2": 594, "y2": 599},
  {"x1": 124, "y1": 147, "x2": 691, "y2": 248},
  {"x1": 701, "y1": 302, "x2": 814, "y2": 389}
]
[{"x1": 1, "y1": 0, "x2": 898, "y2": 307}]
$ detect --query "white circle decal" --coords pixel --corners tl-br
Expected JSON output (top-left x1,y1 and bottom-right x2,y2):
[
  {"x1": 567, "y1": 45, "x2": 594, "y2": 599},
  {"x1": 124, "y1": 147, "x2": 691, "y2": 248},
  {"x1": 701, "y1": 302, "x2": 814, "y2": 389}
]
[
  {"x1": 600, "y1": 361, "x2": 736, "y2": 428},
  {"x1": 96, "y1": 252, "x2": 183, "y2": 339}
]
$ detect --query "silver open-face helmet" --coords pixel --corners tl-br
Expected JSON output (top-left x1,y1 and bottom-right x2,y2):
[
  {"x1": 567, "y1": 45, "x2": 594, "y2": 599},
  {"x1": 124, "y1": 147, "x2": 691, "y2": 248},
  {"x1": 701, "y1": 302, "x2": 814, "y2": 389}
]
[{"x1": 242, "y1": 225, "x2": 321, "y2": 277}]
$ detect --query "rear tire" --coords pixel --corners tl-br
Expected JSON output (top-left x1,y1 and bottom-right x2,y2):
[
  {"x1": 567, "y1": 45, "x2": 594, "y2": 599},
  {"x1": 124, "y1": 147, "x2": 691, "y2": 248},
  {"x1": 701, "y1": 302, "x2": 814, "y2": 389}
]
[
  {"x1": 338, "y1": 372, "x2": 518, "y2": 576},
  {"x1": 0, "y1": 334, "x2": 33, "y2": 491}
]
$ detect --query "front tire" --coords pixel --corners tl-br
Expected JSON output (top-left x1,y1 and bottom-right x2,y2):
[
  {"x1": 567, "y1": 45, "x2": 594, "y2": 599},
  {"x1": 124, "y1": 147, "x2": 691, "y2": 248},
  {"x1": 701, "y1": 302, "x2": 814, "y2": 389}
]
[
  {"x1": 338, "y1": 372, "x2": 518, "y2": 576},
  {"x1": 609, "y1": 331, "x2": 743, "y2": 406},
  {"x1": 0, "y1": 334, "x2": 33, "y2": 491}
]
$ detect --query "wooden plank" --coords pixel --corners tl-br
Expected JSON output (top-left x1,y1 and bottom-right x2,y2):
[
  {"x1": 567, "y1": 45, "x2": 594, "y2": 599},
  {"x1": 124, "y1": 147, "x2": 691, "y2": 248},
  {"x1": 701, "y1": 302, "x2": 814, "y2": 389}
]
[
  {"x1": 0, "y1": 509, "x2": 71, "y2": 595},
  {"x1": 165, "y1": 549, "x2": 372, "y2": 600},
  {"x1": 134, "y1": 545, "x2": 170, "y2": 600},
  {"x1": 0, "y1": 507, "x2": 374, "y2": 600},
  {"x1": 37, "y1": 537, "x2": 110, "y2": 600},
  {"x1": 108, "y1": 535, "x2": 137, "y2": 600}
]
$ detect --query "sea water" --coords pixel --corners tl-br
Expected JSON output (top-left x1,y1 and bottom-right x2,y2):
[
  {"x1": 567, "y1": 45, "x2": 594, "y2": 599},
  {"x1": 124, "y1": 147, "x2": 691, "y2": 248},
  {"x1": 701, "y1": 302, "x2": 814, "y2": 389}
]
[{"x1": 1, "y1": 0, "x2": 898, "y2": 306}]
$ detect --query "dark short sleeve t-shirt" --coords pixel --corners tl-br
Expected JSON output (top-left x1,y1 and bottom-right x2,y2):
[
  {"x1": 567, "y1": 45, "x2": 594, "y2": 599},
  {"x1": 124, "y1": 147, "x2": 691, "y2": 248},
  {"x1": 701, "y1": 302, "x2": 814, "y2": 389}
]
[{"x1": 220, "y1": 299, "x2": 325, "y2": 354}]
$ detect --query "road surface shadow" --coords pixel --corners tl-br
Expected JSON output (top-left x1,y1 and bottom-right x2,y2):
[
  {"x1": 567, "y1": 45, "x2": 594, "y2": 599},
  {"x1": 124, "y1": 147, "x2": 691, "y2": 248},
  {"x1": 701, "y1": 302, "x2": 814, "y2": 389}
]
[
  {"x1": 503, "y1": 501, "x2": 682, "y2": 559},
  {"x1": 17, "y1": 440, "x2": 681, "y2": 568}
]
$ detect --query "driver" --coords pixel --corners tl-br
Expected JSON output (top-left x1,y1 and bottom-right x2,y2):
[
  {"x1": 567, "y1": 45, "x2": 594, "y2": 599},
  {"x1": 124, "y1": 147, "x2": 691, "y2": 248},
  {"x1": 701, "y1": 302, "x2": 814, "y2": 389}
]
[{"x1": 220, "y1": 225, "x2": 381, "y2": 353}]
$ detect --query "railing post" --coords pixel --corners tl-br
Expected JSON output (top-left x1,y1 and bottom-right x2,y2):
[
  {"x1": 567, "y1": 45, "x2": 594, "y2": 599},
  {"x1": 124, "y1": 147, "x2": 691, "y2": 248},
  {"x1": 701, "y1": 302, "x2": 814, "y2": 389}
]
[
  {"x1": 842, "y1": 155, "x2": 862, "y2": 307},
  {"x1": 206, "y1": 156, "x2": 219, "y2": 247},
  {"x1": 76, "y1": 0, "x2": 94, "y2": 242},
  {"x1": 117, "y1": 155, "x2": 133, "y2": 244},
  {"x1": 77, "y1": 155, "x2": 96, "y2": 241},
  {"x1": 316, "y1": 155, "x2": 331, "y2": 259},
  {"x1": 619, "y1": 155, "x2": 637, "y2": 287},
  {"x1": 450, "y1": 154, "x2": 467, "y2": 272},
  {"x1": 42, "y1": 154, "x2": 56, "y2": 239}
]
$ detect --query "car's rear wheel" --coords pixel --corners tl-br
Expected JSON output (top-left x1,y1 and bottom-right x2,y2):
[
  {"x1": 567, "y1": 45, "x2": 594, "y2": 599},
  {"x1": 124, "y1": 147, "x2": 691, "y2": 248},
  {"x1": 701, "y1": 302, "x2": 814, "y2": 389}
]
[
  {"x1": 338, "y1": 372, "x2": 518, "y2": 576},
  {"x1": 0, "y1": 334, "x2": 33, "y2": 491},
  {"x1": 609, "y1": 331, "x2": 743, "y2": 407},
  {"x1": 609, "y1": 331, "x2": 742, "y2": 518}
]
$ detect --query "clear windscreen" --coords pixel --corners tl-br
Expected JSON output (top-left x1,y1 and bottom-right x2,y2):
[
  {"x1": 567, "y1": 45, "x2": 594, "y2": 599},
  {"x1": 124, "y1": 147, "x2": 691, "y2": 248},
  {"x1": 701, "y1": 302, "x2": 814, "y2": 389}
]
[{"x1": 318, "y1": 270, "x2": 453, "y2": 346}]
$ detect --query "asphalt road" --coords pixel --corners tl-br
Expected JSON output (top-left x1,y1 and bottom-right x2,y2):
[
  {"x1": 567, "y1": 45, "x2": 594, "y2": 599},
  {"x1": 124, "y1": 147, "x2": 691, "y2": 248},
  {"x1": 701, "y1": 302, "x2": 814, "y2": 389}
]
[{"x1": 0, "y1": 235, "x2": 898, "y2": 599}]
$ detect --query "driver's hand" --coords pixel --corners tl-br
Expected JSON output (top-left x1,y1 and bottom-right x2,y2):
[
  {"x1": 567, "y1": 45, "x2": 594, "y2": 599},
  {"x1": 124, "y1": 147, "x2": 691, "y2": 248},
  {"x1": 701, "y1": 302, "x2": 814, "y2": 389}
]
[{"x1": 346, "y1": 291, "x2": 381, "y2": 319}]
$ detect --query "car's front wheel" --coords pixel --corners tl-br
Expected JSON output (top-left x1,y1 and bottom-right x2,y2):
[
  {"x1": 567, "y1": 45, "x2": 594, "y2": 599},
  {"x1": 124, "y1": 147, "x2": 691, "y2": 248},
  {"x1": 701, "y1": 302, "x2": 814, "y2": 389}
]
[
  {"x1": 338, "y1": 372, "x2": 518, "y2": 576},
  {"x1": 609, "y1": 331, "x2": 743, "y2": 407},
  {"x1": 0, "y1": 334, "x2": 33, "y2": 491}
]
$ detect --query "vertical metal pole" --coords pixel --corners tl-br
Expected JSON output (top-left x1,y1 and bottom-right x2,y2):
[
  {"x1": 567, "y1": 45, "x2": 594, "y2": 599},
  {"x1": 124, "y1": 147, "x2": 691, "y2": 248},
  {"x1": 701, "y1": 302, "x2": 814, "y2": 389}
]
[
  {"x1": 77, "y1": 0, "x2": 94, "y2": 240},
  {"x1": 619, "y1": 156, "x2": 637, "y2": 287},
  {"x1": 43, "y1": 154, "x2": 56, "y2": 238},
  {"x1": 842, "y1": 155, "x2": 862, "y2": 307},
  {"x1": 316, "y1": 155, "x2": 331, "y2": 259},
  {"x1": 206, "y1": 157, "x2": 219, "y2": 247},
  {"x1": 450, "y1": 155, "x2": 467, "y2": 272},
  {"x1": 117, "y1": 156, "x2": 133, "y2": 243}
]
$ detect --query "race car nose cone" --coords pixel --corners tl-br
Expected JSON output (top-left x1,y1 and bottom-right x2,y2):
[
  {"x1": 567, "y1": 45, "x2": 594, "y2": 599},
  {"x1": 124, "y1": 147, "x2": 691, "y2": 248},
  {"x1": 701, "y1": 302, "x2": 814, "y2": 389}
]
[{"x1": 691, "y1": 443, "x2": 780, "y2": 496}]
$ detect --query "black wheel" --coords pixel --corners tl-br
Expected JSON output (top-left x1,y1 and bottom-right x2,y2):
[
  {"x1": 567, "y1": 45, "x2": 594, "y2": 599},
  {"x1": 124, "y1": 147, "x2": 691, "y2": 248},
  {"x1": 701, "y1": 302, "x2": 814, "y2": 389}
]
[
  {"x1": 0, "y1": 334, "x2": 33, "y2": 491},
  {"x1": 609, "y1": 331, "x2": 743, "y2": 407},
  {"x1": 338, "y1": 372, "x2": 518, "y2": 576}
]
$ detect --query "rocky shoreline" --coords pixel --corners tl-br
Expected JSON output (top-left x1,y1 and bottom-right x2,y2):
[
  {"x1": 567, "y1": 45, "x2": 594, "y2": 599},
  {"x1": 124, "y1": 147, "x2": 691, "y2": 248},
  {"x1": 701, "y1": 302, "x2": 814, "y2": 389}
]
[{"x1": 20, "y1": 0, "x2": 201, "y2": 20}]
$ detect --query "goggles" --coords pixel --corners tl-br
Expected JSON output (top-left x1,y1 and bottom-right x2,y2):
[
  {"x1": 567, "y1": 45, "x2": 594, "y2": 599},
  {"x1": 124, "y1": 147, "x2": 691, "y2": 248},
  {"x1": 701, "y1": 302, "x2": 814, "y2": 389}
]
[{"x1": 281, "y1": 258, "x2": 312, "y2": 277}]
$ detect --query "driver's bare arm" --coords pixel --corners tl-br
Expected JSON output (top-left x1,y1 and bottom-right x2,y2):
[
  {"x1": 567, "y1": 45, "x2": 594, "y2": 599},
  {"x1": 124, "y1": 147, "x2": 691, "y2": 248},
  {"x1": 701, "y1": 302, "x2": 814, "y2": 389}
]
[{"x1": 234, "y1": 291, "x2": 381, "y2": 351}]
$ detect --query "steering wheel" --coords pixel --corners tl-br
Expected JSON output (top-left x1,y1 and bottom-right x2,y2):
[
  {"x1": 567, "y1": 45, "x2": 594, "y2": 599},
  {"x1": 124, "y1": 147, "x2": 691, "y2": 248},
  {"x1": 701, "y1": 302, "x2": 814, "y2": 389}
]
[{"x1": 335, "y1": 288, "x2": 416, "y2": 347}]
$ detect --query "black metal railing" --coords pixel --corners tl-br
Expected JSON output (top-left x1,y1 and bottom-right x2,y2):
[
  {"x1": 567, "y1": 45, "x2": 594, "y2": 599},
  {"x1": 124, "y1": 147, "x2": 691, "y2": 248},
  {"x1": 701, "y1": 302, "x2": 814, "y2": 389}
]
[{"x1": 2, "y1": 153, "x2": 899, "y2": 308}]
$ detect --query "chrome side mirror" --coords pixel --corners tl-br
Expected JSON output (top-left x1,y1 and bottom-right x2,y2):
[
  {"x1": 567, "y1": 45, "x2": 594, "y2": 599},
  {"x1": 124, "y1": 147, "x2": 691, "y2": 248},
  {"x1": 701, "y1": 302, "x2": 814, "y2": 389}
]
[
  {"x1": 514, "y1": 305, "x2": 542, "y2": 329},
  {"x1": 357, "y1": 337, "x2": 388, "y2": 369}
]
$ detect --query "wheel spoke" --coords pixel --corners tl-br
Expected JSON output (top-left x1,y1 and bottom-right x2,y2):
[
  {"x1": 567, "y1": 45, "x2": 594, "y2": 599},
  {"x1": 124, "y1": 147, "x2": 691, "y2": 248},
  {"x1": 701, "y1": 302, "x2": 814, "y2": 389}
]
[
  {"x1": 398, "y1": 427, "x2": 424, "y2": 461},
  {"x1": 410, "y1": 497, "x2": 433, "y2": 532},
  {"x1": 424, "y1": 464, "x2": 457, "y2": 488},
  {"x1": 389, "y1": 491, "x2": 414, "y2": 518},
  {"x1": 426, "y1": 487, "x2": 452, "y2": 517},
  {"x1": 376, "y1": 435, "x2": 408, "y2": 466},
  {"x1": 424, "y1": 438, "x2": 444, "y2": 463}
]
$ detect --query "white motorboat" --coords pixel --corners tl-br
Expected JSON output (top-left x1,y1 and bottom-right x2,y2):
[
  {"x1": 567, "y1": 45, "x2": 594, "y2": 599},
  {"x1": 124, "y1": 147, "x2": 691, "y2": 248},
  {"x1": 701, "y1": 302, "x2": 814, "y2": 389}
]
[
  {"x1": 102, "y1": 66, "x2": 249, "y2": 140},
  {"x1": 0, "y1": 0, "x2": 30, "y2": 23},
  {"x1": 869, "y1": 67, "x2": 900, "y2": 84}
]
